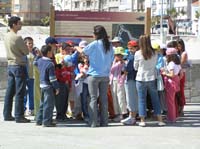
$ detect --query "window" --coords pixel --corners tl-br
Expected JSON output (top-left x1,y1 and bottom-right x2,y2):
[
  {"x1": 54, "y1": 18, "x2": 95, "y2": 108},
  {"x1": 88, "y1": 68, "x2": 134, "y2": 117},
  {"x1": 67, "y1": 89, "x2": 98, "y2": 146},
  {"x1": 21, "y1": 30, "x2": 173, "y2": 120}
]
[
  {"x1": 86, "y1": 1, "x2": 91, "y2": 7},
  {"x1": 75, "y1": 2, "x2": 80, "y2": 8}
]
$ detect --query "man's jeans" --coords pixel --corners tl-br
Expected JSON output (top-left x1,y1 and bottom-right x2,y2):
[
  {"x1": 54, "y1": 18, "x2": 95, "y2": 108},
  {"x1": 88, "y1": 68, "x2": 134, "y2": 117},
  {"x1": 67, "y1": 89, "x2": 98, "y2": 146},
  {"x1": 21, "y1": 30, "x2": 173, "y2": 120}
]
[
  {"x1": 24, "y1": 78, "x2": 34, "y2": 111},
  {"x1": 136, "y1": 80, "x2": 161, "y2": 117},
  {"x1": 36, "y1": 86, "x2": 55, "y2": 125},
  {"x1": 87, "y1": 76, "x2": 109, "y2": 126},
  {"x1": 3, "y1": 65, "x2": 26, "y2": 120}
]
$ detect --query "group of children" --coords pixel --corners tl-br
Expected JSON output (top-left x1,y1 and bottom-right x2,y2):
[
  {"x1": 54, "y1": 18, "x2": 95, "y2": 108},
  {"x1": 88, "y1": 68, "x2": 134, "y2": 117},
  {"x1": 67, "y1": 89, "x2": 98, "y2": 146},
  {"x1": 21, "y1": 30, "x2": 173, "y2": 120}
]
[{"x1": 23, "y1": 36, "x2": 188, "y2": 127}]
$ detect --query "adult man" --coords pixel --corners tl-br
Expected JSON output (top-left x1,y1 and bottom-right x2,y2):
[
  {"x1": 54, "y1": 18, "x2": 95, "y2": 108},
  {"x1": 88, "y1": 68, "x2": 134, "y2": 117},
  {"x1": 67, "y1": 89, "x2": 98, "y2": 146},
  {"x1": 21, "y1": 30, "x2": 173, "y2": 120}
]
[{"x1": 3, "y1": 16, "x2": 30, "y2": 123}]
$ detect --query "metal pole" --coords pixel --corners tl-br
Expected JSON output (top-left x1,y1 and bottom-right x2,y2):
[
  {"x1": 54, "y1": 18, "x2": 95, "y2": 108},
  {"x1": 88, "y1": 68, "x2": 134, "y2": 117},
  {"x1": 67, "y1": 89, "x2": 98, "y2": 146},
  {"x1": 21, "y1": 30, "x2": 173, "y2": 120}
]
[{"x1": 160, "y1": 0, "x2": 164, "y2": 44}]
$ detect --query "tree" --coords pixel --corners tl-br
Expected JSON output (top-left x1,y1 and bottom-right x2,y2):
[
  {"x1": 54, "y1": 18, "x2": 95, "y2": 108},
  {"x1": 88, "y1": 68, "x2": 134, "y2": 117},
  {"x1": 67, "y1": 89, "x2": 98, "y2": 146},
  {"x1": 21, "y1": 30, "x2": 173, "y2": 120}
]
[{"x1": 41, "y1": 16, "x2": 50, "y2": 26}]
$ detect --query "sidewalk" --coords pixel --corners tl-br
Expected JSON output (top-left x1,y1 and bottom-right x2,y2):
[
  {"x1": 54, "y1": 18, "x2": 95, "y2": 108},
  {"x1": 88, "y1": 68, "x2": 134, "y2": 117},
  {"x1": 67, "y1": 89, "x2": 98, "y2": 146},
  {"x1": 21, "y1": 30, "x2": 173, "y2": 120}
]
[{"x1": 0, "y1": 101, "x2": 199, "y2": 149}]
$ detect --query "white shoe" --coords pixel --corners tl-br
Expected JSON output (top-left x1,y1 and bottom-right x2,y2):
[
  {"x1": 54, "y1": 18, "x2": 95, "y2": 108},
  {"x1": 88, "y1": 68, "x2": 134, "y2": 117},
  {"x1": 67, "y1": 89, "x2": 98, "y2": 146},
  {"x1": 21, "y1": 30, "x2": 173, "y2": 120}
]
[
  {"x1": 113, "y1": 115, "x2": 123, "y2": 122},
  {"x1": 121, "y1": 116, "x2": 136, "y2": 125},
  {"x1": 139, "y1": 122, "x2": 146, "y2": 127},
  {"x1": 158, "y1": 121, "x2": 166, "y2": 126}
]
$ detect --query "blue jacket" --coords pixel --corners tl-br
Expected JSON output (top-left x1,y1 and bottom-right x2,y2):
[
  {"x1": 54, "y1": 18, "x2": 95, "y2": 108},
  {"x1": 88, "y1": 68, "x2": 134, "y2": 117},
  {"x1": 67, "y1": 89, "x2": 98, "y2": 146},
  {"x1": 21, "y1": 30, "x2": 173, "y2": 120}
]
[
  {"x1": 124, "y1": 52, "x2": 137, "y2": 81},
  {"x1": 35, "y1": 57, "x2": 59, "y2": 90}
]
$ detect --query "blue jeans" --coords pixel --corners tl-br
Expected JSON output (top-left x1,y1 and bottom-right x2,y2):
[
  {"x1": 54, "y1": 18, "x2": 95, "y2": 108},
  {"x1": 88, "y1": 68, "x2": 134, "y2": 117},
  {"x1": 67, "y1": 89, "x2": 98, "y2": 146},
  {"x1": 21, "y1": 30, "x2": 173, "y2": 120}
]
[
  {"x1": 124, "y1": 80, "x2": 138, "y2": 112},
  {"x1": 55, "y1": 82, "x2": 69, "y2": 119},
  {"x1": 87, "y1": 76, "x2": 109, "y2": 127},
  {"x1": 24, "y1": 78, "x2": 34, "y2": 111},
  {"x1": 36, "y1": 86, "x2": 55, "y2": 125},
  {"x1": 81, "y1": 83, "x2": 89, "y2": 119},
  {"x1": 3, "y1": 65, "x2": 26, "y2": 120},
  {"x1": 136, "y1": 80, "x2": 161, "y2": 117}
]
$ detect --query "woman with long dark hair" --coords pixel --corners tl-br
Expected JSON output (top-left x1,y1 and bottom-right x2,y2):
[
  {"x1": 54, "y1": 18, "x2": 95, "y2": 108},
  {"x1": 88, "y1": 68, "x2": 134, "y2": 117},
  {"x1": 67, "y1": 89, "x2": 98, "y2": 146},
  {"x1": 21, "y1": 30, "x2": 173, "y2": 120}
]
[
  {"x1": 177, "y1": 39, "x2": 188, "y2": 116},
  {"x1": 134, "y1": 35, "x2": 165, "y2": 127},
  {"x1": 76, "y1": 25, "x2": 114, "y2": 127}
]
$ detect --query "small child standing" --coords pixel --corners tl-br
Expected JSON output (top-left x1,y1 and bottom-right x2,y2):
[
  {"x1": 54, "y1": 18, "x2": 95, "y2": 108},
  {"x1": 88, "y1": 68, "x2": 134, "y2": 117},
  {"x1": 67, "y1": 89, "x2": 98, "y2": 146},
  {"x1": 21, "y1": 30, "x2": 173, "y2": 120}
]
[
  {"x1": 35, "y1": 45, "x2": 59, "y2": 127},
  {"x1": 161, "y1": 48, "x2": 181, "y2": 122},
  {"x1": 110, "y1": 47, "x2": 127, "y2": 122},
  {"x1": 24, "y1": 37, "x2": 36, "y2": 116}
]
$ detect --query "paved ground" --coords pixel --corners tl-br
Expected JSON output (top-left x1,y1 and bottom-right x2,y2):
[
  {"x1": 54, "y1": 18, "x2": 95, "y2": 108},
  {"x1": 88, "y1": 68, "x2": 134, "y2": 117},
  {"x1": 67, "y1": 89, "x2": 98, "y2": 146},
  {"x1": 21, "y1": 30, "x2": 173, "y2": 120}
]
[{"x1": 0, "y1": 100, "x2": 199, "y2": 149}]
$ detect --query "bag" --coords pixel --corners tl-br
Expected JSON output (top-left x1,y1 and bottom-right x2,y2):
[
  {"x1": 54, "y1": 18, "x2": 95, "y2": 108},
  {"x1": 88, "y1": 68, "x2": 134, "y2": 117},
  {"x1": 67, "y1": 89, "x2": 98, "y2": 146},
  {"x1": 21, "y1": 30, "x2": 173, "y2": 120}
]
[{"x1": 157, "y1": 74, "x2": 164, "y2": 91}]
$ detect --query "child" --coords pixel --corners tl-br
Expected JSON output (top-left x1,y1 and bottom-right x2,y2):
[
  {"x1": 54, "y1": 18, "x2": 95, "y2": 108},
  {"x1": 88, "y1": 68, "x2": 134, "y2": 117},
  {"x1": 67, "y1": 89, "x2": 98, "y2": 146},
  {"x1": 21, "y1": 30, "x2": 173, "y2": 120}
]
[
  {"x1": 110, "y1": 47, "x2": 127, "y2": 122},
  {"x1": 120, "y1": 40, "x2": 138, "y2": 125},
  {"x1": 54, "y1": 42, "x2": 74, "y2": 121},
  {"x1": 152, "y1": 42, "x2": 167, "y2": 114},
  {"x1": 161, "y1": 48, "x2": 181, "y2": 122},
  {"x1": 35, "y1": 45, "x2": 59, "y2": 127},
  {"x1": 24, "y1": 37, "x2": 36, "y2": 116}
]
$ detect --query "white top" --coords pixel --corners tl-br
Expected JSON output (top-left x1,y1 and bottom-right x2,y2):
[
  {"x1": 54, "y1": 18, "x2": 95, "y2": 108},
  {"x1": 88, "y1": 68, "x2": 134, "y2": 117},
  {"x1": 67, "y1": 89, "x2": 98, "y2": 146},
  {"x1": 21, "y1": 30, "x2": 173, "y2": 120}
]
[
  {"x1": 134, "y1": 50, "x2": 158, "y2": 82},
  {"x1": 167, "y1": 61, "x2": 181, "y2": 75}
]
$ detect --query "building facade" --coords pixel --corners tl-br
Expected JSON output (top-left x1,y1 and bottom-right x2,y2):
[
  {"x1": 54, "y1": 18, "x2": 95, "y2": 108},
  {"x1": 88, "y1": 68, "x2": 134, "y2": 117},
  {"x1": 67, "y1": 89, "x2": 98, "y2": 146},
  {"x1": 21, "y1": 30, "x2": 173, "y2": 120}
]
[
  {"x1": 0, "y1": 0, "x2": 11, "y2": 16},
  {"x1": 53, "y1": 0, "x2": 146, "y2": 12},
  {"x1": 12, "y1": 0, "x2": 52, "y2": 25}
]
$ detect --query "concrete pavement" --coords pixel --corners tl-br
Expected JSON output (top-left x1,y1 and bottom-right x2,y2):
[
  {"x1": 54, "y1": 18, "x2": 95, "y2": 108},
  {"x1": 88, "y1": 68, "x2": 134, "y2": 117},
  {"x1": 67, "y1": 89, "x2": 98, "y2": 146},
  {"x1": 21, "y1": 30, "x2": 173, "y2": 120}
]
[{"x1": 0, "y1": 100, "x2": 200, "y2": 149}]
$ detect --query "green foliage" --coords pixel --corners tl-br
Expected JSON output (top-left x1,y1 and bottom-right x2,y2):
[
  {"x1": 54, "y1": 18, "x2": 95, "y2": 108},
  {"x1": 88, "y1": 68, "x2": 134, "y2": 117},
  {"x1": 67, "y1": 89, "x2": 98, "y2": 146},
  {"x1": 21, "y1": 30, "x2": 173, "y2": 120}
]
[
  {"x1": 195, "y1": 10, "x2": 200, "y2": 19},
  {"x1": 41, "y1": 16, "x2": 50, "y2": 26},
  {"x1": 167, "y1": 8, "x2": 178, "y2": 19}
]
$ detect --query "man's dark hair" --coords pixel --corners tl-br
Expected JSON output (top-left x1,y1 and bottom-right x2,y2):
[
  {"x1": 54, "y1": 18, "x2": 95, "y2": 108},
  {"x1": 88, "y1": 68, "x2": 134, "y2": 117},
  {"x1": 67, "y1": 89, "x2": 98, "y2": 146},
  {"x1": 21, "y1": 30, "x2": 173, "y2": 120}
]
[
  {"x1": 8, "y1": 16, "x2": 21, "y2": 28},
  {"x1": 41, "y1": 45, "x2": 52, "y2": 56}
]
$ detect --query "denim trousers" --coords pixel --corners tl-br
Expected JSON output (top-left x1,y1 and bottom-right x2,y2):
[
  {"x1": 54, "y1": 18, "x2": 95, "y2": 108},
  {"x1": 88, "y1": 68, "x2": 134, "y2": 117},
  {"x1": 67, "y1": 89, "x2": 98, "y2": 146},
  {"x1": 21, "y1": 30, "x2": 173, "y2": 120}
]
[
  {"x1": 80, "y1": 83, "x2": 90, "y2": 119},
  {"x1": 124, "y1": 79, "x2": 138, "y2": 112},
  {"x1": 36, "y1": 86, "x2": 55, "y2": 125},
  {"x1": 87, "y1": 76, "x2": 109, "y2": 126},
  {"x1": 136, "y1": 80, "x2": 161, "y2": 117},
  {"x1": 24, "y1": 78, "x2": 34, "y2": 111},
  {"x1": 55, "y1": 82, "x2": 69, "y2": 119},
  {"x1": 3, "y1": 65, "x2": 26, "y2": 120}
]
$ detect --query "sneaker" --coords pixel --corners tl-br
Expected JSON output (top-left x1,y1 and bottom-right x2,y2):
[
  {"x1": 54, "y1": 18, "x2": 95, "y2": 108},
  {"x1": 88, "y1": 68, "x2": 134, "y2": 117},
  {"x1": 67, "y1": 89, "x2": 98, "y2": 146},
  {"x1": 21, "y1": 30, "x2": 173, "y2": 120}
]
[
  {"x1": 4, "y1": 116, "x2": 15, "y2": 121},
  {"x1": 113, "y1": 115, "x2": 123, "y2": 122},
  {"x1": 16, "y1": 117, "x2": 31, "y2": 123},
  {"x1": 121, "y1": 117, "x2": 136, "y2": 125},
  {"x1": 43, "y1": 122, "x2": 56, "y2": 127},
  {"x1": 138, "y1": 122, "x2": 146, "y2": 127},
  {"x1": 158, "y1": 121, "x2": 166, "y2": 126}
]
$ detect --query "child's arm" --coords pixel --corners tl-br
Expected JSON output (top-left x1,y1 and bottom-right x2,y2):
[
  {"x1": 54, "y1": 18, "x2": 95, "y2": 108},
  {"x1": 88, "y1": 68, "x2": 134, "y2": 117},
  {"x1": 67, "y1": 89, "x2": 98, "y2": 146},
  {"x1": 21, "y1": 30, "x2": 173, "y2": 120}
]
[{"x1": 48, "y1": 63, "x2": 59, "y2": 95}]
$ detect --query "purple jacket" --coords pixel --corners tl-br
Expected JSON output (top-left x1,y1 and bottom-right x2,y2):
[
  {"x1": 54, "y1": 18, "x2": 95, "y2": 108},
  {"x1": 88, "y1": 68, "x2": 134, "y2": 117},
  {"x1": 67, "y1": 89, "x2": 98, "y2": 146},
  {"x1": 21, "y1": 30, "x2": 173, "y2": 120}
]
[{"x1": 109, "y1": 61, "x2": 126, "y2": 86}]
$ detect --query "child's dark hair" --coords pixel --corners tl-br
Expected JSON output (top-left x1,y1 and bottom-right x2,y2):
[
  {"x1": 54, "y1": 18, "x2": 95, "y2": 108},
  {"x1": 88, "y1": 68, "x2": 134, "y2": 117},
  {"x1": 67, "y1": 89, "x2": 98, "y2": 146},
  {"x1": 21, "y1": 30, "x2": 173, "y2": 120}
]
[
  {"x1": 167, "y1": 40, "x2": 177, "y2": 48},
  {"x1": 8, "y1": 16, "x2": 21, "y2": 28},
  {"x1": 167, "y1": 54, "x2": 180, "y2": 65},
  {"x1": 40, "y1": 45, "x2": 52, "y2": 56},
  {"x1": 24, "y1": 37, "x2": 33, "y2": 43}
]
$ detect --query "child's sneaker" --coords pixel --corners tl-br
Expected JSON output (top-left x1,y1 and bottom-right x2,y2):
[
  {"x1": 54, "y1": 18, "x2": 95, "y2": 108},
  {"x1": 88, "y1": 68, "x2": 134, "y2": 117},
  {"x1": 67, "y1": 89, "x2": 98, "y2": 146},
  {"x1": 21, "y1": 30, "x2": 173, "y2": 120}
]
[
  {"x1": 158, "y1": 121, "x2": 166, "y2": 126},
  {"x1": 113, "y1": 115, "x2": 123, "y2": 122},
  {"x1": 121, "y1": 116, "x2": 136, "y2": 125},
  {"x1": 139, "y1": 122, "x2": 146, "y2": 127}
]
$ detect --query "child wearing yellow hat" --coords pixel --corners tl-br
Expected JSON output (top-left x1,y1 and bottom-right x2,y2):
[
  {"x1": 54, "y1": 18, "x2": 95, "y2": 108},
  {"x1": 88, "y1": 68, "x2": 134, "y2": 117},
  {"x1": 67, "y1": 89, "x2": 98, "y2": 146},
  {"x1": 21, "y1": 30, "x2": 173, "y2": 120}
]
[{"x1": 110, "y1": 47, "x2": 128, "y2": 122}]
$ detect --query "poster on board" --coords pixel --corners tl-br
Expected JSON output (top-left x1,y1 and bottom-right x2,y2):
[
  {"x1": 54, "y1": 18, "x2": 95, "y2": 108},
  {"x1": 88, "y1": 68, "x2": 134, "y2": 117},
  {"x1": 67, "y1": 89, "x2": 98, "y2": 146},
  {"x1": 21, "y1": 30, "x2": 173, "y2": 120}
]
[{"x1": 53, "y1": 11, "x2": 145, "y2": 46}]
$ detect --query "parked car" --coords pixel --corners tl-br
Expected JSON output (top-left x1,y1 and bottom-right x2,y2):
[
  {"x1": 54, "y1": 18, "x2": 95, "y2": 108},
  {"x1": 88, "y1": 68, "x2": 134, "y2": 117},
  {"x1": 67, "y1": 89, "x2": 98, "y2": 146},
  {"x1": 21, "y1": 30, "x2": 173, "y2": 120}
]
[{"x1": 151, "y1": 23, "x2": 168, "y2": 34}]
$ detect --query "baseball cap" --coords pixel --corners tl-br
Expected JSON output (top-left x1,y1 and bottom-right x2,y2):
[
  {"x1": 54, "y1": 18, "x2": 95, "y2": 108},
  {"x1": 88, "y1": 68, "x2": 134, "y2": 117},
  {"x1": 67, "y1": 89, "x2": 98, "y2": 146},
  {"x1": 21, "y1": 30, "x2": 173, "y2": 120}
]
[
  {"x1": 66, "y1": 40, "x2": 75, "y2": 46},
  {"x1": 111, "y1": 37, "x2": 122, "y2": 43},
  {"x1": 152, "y1": 42, "x2": 160, "y2": 51},
  {"x1": 166, "y1": 48, "x2": 177, "y2": 55},
  {"x1": 114, "y1": 47, "x2": 128, "y2": 55},
  {"x1": 79, "y1": 40, "x2": 88, "y2": 48},
  {"x1": 45, "y1": 37, "x2": 58, "y2": 45},
  {"x1": 128, "y1": 40, "x2": 138, "y2": 47},
  {"x1": 61, "y1": 42, "x2": 72, "y2": 50}
]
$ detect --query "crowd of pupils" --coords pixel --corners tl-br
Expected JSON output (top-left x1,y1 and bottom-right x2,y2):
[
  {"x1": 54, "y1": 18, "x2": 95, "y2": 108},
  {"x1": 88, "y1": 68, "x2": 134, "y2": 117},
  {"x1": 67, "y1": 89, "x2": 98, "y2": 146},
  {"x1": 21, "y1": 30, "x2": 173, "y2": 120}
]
[
  {"x1": 21, "y1": 35, "x2": 188, "y2": 127},
  {"x1": 3, "y1": 17, "x2": 188, "y2": 127}
]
